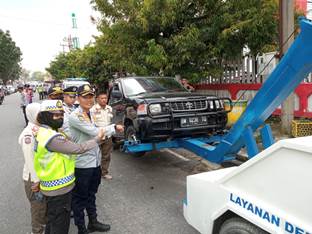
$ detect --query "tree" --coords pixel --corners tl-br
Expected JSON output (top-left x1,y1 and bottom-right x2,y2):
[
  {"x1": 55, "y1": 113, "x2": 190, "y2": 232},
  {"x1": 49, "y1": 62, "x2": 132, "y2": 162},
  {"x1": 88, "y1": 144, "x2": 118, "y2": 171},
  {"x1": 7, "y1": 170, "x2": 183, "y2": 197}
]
[
  {"x1": 91, "y1": 0, "x2": 279, "y2": 82},
  {"x1": 47, "y1": 0, "x2": 284, "y2": 84},
  {"x1": 0, "y1": 30, "x2": 22, "y2": 83},
  {"x1": 20, "y1": 68, "x2": 31, "y2": 83},
  {"x1": 31, "y1": 71, "x2": 46, "y2": 81},
  {"x1": 46, "y1": 44, "x2": 113, "y2": 87},
  {"x1": 46, "y1": 52, "x2": 79, "y2": 80}
]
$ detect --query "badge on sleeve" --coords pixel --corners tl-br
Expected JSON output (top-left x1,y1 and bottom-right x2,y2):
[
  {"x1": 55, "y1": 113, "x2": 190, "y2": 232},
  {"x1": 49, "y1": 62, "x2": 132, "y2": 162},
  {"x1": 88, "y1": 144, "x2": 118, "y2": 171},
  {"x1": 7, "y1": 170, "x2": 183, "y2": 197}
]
[
  {"x1": 24, "y1": 136, "x2": 32, "y2": 144},
  {"x1": 77, "y1": 113, "x2": 85, "y2": 122}
]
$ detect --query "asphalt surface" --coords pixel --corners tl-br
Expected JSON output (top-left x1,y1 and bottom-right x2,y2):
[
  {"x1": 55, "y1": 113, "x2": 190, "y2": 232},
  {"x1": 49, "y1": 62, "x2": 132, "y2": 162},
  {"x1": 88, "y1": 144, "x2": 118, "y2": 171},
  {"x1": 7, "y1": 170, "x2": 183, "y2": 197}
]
[{"x1": 0, "y1": 93, "x2": 202, "y2": 234}]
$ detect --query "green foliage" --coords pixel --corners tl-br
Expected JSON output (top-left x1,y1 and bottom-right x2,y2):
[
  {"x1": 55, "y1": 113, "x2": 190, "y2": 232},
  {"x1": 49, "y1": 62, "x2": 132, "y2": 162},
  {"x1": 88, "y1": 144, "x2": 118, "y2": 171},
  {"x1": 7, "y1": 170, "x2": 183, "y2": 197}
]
[
  {"x1": 0, "y1": 30, "x2": 22, "y2": 83},
  {"x1": 20, "y1": 68, "x2": 30, "y2": 82},
  {"x1": 48, "y1": 0, "x2": 283, "y2": 83},
  {"x1": 46, "y1": 44, "x2": 114, "y2": 85},
  {"x1": 91, "y1": 0, "x2": 279, "y2": 82},
  {"x1": 31, "y1": 71, "x2": 46, "y2": 81}
]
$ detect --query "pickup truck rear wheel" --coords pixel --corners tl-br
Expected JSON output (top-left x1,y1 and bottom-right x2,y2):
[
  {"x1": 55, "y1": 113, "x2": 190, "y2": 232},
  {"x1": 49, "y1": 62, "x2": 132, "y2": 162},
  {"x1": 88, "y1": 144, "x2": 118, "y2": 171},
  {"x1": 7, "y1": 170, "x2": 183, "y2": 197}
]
[
  {"x1": 125, "y1": 125, "x2": 145, "y2": 157},
  {"x1": 219, "y1": 217, "x2": 268, "y2": 234}
]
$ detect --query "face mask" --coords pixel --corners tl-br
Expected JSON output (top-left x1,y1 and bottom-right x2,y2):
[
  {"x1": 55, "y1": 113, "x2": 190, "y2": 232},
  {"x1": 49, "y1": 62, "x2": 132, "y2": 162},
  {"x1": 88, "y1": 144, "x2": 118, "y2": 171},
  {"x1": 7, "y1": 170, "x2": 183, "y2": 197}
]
[{"x1": 50, "y1": 118, "x2": 64, "y2": 130}]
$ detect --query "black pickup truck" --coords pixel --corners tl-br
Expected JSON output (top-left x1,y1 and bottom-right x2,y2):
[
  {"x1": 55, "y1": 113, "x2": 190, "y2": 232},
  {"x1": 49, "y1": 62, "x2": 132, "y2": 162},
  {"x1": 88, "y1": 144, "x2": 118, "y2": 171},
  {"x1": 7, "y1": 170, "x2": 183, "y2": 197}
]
[{"x1": 108, "y1": 76, "x2": 230, "y2": 143}]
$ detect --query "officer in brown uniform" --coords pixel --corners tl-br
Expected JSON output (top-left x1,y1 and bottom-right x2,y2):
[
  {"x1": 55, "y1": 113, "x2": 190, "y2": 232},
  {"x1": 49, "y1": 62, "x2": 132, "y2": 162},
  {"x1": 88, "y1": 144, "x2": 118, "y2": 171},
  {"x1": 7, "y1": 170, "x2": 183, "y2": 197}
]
[{"x1": 90, "y1": 90, "x2": 113, "y2": 179}]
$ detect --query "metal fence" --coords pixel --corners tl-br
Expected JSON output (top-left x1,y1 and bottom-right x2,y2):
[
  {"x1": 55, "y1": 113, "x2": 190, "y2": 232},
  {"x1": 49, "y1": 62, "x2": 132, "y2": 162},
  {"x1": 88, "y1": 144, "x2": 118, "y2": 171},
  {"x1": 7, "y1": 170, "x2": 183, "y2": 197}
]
[{"x1": 199, "y1": 55, "x2": 312, "y2": 85}]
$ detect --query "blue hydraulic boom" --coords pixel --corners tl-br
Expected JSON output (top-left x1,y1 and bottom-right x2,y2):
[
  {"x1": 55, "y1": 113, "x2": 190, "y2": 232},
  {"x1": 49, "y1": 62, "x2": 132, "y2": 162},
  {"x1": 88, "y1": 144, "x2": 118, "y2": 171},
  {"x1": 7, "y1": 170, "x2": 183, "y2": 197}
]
[{"x1": 123, "y1": 18, "x2": 312, "y2": 163}]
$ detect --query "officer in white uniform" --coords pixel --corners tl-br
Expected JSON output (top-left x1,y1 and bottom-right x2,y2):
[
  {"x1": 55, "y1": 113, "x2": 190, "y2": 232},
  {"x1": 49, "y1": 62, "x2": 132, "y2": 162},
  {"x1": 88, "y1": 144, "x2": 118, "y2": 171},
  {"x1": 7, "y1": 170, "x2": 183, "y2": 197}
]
[
  {"x1": 62, "y1": 86, "x2": 77, "y2": 138},
  {"x1": 69, "y1": 84, "x2": 124, "y2": 234}
]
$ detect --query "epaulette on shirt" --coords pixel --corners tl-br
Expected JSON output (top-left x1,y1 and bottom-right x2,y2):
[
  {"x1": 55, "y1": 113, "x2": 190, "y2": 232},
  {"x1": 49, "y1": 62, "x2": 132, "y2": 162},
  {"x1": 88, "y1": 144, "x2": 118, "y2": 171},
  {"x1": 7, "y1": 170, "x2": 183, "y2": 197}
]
[
  {"x1": 31, "y1": 125, "x2": 40, "y2": 136},
  {"x1": 75, "y1": 112, "x2": 91, "y2": 123}
]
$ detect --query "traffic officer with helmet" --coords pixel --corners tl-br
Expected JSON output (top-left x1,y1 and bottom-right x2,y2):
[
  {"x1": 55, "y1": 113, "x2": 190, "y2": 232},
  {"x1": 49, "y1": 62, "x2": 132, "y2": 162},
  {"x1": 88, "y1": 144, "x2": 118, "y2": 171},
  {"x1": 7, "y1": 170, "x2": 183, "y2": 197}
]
[
  {"x1": 62, "y1": 86, "x2": 78, "y2": 138},
  {"x1": 33, "y1": 100, "x2": 105, "y2": 234},
  {"x1": 69, "y1": 84, "x2": 124, "y2": 234}
]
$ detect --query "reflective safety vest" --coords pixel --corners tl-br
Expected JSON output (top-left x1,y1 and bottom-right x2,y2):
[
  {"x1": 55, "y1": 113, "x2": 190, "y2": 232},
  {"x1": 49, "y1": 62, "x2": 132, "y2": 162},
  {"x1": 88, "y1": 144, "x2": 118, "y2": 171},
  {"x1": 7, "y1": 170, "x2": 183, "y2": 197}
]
[{"x1": 34, "y1": 127, "x2": 75, "y2": 191}]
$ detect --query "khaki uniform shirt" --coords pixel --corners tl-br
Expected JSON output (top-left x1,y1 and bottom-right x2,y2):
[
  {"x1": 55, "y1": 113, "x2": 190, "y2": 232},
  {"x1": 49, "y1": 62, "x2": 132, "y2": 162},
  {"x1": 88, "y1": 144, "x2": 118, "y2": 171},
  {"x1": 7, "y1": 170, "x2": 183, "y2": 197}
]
[{"x1": 90, "y1": 103, "x2": 113, "y2": 127}]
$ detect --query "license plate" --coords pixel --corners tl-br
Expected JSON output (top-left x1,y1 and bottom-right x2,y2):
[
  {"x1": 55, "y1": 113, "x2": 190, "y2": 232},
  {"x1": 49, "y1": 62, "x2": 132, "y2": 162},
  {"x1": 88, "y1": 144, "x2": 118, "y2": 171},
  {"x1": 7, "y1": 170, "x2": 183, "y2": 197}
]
[
  {"x1": 189, "y1": 117, "x2": 198, "y2": 124},
  {"x1": 181, "y1": 117, "x2": 199, "y2": 127}
]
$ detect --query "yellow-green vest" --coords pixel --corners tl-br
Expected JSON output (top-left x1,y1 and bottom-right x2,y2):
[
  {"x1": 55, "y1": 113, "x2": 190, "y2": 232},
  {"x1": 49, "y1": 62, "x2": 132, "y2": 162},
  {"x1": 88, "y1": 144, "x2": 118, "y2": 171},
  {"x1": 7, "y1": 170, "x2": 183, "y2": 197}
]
[{"x1": 34, "y1": 127, "x2": 75, "y2": 191}]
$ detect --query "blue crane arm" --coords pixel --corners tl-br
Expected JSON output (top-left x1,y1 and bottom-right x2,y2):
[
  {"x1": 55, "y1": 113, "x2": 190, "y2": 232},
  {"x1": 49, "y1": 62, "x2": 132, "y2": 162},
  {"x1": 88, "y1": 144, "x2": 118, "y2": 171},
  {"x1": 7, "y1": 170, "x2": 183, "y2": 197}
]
[{"x1": 212, "y1": 18, "x2": 312, "y2": 161}]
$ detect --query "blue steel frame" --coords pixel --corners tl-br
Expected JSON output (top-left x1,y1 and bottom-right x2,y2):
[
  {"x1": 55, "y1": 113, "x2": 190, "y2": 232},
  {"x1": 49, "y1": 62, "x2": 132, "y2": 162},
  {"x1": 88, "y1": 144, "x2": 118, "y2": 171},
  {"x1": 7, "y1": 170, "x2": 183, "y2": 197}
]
[{"x1": 123, "y1": 18, "x2": 312, "y2": 163}]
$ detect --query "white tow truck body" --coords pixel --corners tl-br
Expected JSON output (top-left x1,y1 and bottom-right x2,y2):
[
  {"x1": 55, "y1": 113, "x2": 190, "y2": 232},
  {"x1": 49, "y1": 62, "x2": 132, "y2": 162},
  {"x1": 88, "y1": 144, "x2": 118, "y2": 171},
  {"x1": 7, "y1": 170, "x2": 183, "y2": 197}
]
[{"x1": 184, "y1": 136, "x2": 312, "y2": 233}]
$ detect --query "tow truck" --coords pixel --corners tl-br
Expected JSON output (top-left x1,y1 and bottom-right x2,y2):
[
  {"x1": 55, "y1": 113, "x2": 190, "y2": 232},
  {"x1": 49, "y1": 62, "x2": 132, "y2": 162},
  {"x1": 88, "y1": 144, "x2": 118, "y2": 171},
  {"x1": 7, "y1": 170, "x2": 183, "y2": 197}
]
[{"x1": 123, "y1": 18, "x2": 312, "y2": 233}]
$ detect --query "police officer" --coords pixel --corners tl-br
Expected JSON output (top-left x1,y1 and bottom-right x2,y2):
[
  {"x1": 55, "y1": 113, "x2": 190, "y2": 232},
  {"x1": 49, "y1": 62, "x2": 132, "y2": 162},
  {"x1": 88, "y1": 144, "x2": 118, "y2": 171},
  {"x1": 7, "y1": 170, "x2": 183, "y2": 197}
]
[
  {"x1": 37, "y1": 85, "x2": 44, "y2": 100},
  {"x1": 33, "y1": 100, "x2": 105, "y2": 234},
  {"x1": 91, "y1": 90, "x2": 113, "y2": 179},
  {"x1": 69, "y1": 84, "x2": 124, "y2": 234},
  {"x1": 62, "y1": 86, "x2": 77, "y2": 138},
  {"x1": 18, "y1": 103, "x2": 46, "y2": 234},
  {"x1": 47, "y1": 86, "x2": 63, "y2": 100},
  {"x1": 63, "y1": 86, "x2": 77, "y2": 113}
]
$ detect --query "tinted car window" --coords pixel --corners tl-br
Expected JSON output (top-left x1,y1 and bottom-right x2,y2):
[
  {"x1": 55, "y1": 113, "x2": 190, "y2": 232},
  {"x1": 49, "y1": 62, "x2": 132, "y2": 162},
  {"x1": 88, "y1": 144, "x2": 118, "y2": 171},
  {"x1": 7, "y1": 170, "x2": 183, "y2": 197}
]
[
  {"x1": 123, "y1": 77, "x2": 186, "y2": 96},
  {"x1": 109, "y1": 83, "x2": 122, "y2": 104}
]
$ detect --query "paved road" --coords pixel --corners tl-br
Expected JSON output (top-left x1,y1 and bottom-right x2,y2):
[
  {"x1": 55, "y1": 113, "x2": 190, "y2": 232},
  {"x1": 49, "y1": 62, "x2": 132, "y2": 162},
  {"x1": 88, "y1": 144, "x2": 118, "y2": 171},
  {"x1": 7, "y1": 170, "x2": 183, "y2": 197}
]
[{"x1": 0, "y1": 93, "x2": 202, "y2": 234}]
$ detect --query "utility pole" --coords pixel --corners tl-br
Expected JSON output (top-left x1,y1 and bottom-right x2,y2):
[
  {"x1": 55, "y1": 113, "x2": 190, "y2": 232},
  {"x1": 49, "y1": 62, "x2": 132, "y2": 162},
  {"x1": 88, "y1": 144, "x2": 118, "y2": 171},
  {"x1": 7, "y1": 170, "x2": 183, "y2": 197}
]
[
  {"x1": 59, "y1": 13, "x2": 80, "y2": 52},
  {"x1": 279, "y1": 0, "x2": 295, "y2": 134},
  {"x1": 71, "y1": 13, "x2": 80, "y2": 49}
]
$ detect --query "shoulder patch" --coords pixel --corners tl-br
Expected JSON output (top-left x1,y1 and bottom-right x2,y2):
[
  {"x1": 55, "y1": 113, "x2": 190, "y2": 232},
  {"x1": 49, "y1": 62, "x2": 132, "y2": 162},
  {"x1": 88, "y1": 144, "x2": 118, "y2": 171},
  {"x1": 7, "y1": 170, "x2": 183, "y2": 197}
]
[
  {"x1": 77, "y1": 114, "x2": 85, "y2": 122},
  {"x1": 24, "y1": 136, "x2": 32, "y2": 144}
]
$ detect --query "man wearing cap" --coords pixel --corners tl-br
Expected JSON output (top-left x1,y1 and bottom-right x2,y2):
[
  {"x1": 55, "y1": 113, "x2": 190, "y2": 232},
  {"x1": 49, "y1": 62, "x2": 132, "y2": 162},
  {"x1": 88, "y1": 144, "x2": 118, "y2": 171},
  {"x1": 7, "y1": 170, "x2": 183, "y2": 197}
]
[
  {"x1": 47, "y1": 86, "x2": 63, "y2": 100},
  {"x1": 61, "y1": 86, "x2": 77, "y2": 138},
  {"x1": 33, "y1": 100, "x2": 106, "y2": 234},
  {"x1": 69, "y1": 84, "x2": 124, "y2": 234}
]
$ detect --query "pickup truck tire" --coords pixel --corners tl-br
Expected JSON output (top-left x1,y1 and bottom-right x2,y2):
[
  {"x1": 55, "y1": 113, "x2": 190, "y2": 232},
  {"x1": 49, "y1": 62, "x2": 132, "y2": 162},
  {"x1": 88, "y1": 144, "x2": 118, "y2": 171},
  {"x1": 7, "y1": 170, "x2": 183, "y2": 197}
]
[
  {"x1": 219, "y1": 217, "x2": 268, "y2": 234},
  {"x1": 125, "y1": 125, "x2": 145, "y2": 157}
]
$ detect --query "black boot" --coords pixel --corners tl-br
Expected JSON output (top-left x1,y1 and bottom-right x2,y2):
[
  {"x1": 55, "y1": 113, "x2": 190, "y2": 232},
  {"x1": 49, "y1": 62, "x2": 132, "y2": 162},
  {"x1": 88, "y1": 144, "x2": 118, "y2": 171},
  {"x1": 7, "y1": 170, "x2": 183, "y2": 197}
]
[
  {"x1": 78, "y1": 224, "x2": 89, "y2": 234},
  {"x1": 87, "y1": 217, "x2": 111, "y2": 233}
]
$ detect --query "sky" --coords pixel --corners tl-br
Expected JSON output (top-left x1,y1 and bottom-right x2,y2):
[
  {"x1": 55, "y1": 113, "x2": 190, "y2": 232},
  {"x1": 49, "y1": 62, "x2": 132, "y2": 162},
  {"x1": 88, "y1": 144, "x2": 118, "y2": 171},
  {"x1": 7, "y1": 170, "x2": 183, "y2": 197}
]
[
  {"x1": 0, "y1": 0, "x2": 100, "y2": 72},
  {"x1": 1, "y1": 1, "x2": 311, "y2": 73}
]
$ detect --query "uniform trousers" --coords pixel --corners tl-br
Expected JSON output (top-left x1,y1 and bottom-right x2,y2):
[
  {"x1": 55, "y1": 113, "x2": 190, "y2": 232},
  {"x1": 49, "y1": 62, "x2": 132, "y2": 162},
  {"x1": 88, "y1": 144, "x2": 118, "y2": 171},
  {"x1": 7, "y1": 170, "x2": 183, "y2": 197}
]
[
  {"x1": 45, "y1": 192, "x2": 72, "y2": 234},
  {"x1": 99, "y1": 137, "x2": 113, "y2": 176},
  {"x1": 72, "y1": 166, "x2": 102, "y2": 227},
  {"x1": 24, "y1": 179, "x2": 46, "y2": 234}
]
